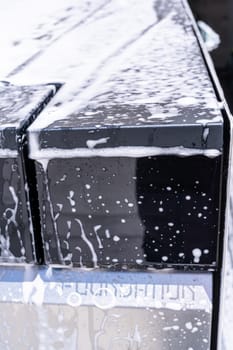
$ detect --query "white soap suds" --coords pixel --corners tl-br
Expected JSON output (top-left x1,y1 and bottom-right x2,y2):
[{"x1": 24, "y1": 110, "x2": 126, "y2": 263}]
[
  {"x1": 86, "y1": 137, "x2": 110, "y2": 149},
  {"x1": 75, "y1": 218, "x2": 98, "y2": 267},
  {"x1": 105, "y1": 229, "x2": 110, "y2": 238},
  {"x1": 67, "y1": 190, "x2": 75, "y2": 206},
  {"x1": 94, "y1": 225, "x2": 103, "y2": 249},
  {"x1": 203, "y1": 127, "x2": 209, "y2": 142},
  {"x1": 136, "y1": 259, "x2": 143, "y2": 264},
  {"x1": 29, "y1": 144, "x2": 222, "y2": 161},
  {"x1": 163, "y1": 325, "x2": 180, "y2": 331},
  {"x1": 22, "y1": 274, "x2": 46, "y2": 306},
  {"x1": 177, "y1": 97, "x2": 198, "y2": 107},
  {"x1": 0, "y1": 149, "x2": 18, "y2": 158},
  {"x1": 3, "y1": 0, "x2": 221, "y2": 161},
  {"x1": 185, "y1": 322, "x2": 193, "y2": 330},
  {"x1": 192, "y1": 248, "x2": 202, "y2": 263}
]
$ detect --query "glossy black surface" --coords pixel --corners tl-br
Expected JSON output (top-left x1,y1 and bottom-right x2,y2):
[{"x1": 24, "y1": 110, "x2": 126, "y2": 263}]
[
  {"x1": 37, "y1": 155, "x2": 222, "y2": 268},
  {"x1": 28, "y1": 0, "x2": 223, "y2": 153},
  {"x1": 27, "y1": 0, "x2": 226, "y2": 271},
  {"x1": 0, "y1": 82, "x2": 55, "y2": 262},
  {"x1": 0, "y1": 157, "x2": 33, "y2": 262}
]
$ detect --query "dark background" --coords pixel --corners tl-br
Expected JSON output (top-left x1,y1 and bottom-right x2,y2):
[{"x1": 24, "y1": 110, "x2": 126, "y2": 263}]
[{"x1": 190, "y1": 0, "x2": 233, "y2": 111}]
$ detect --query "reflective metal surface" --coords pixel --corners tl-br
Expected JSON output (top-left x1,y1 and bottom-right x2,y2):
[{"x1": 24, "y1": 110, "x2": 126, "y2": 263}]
[{"x1": 0, "y1": 267, "x2": 212, "y2": 350}]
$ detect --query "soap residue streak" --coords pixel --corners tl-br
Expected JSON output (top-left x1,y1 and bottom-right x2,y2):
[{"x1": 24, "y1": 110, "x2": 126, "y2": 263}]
[{"x1": 86, "y1": 137, "x2": 110, "y2": 149}]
